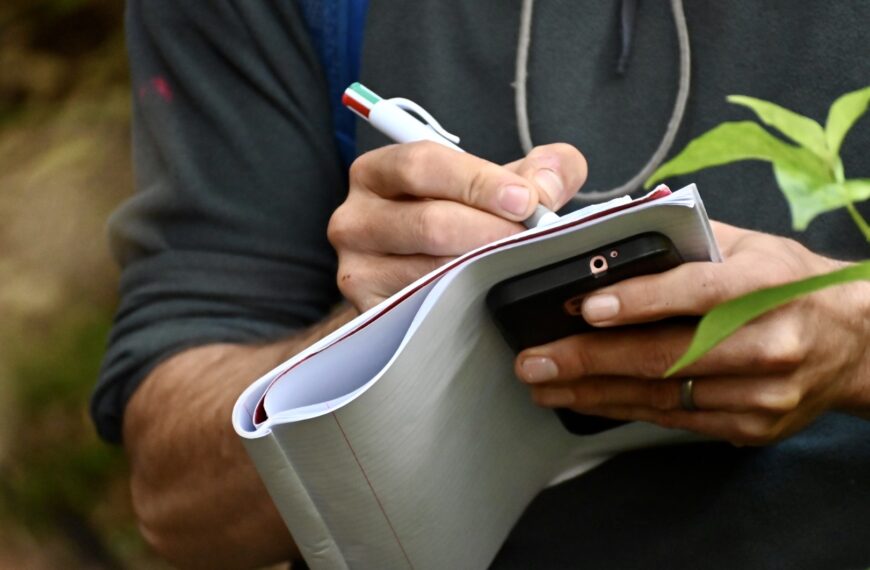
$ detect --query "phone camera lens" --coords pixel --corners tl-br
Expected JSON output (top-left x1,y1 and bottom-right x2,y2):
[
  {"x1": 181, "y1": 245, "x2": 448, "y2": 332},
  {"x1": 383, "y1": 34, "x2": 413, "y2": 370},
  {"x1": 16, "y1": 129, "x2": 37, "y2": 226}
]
[{"x1": 590, "y1": 255, "x2": 608, "y2": 274}]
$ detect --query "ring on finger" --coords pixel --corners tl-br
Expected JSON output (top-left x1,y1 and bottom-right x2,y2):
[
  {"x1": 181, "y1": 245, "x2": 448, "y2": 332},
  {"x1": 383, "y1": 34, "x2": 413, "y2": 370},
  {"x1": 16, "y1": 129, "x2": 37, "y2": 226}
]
[{"x1": 679, "y1": 378, "x2": 699, "y2": 411}]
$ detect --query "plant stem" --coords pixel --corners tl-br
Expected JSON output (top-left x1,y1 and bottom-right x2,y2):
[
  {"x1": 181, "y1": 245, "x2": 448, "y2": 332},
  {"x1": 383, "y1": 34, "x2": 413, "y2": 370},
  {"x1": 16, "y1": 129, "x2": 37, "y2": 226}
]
[
  {"x1": 833, "y1": 167, "x2": 870, "y2": 244},
  {"x1": 845, "y1": 202, "x2": 870, "y2": 243}
]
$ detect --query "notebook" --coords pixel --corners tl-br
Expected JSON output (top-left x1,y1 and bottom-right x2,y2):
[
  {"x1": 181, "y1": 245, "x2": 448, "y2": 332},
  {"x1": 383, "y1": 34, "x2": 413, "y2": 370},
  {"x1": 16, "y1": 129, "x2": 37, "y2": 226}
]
[{"x1": 232, "y1": 184, "x2": 720, "y2": 569}]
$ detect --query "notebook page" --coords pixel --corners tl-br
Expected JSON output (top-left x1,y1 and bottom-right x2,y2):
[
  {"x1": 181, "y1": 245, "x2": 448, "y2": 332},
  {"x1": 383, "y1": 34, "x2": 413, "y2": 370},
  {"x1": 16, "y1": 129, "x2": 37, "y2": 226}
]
[{"x1": 257, "y1": 185, "x2": 716, "y2": 425}]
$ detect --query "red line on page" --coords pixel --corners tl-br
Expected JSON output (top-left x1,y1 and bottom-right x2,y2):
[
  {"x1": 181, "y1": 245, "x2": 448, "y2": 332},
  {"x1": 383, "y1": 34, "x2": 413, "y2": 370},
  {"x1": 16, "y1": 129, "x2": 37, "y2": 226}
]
[{"x1": 330, "y1": 411, "x2": 416, "y2": 569}]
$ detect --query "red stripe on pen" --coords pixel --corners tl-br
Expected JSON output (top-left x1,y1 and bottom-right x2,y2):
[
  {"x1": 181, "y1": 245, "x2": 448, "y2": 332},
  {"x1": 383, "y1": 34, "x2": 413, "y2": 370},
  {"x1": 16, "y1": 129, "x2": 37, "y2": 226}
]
[{"x1": 342, "y1": 92, "x2": 370, "y2": 118}]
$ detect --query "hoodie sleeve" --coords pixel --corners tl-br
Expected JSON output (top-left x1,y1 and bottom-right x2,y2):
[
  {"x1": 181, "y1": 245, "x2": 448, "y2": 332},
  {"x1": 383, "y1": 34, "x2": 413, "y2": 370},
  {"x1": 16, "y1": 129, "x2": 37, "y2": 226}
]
[{"x1": 91, "y1": 0, "x2": 346, "y2": 443}]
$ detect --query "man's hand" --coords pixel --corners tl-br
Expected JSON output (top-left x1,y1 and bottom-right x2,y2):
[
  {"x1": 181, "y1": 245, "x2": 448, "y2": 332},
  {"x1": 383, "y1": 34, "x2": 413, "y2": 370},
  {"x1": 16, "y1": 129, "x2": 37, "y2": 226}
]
[
  {"x1": 515, "y1": 222, "x2": 870, "y2": 446},
  {"x1": 328, "y1": 142, "x2": 587, "y2": 312}
]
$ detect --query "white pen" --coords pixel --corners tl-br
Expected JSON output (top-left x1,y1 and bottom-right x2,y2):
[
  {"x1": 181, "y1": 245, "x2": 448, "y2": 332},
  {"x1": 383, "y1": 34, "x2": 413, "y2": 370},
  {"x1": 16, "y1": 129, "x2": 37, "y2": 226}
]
[{"x1": 342, "y1": 82, "x2": 560, "y2": 229}]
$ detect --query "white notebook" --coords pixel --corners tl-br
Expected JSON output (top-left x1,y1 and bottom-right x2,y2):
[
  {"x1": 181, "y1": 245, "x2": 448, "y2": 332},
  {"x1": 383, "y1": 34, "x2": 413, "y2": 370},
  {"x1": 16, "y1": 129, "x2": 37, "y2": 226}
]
[{"x1": 233, "y1": 184, "x2": 720, "y2": 570}]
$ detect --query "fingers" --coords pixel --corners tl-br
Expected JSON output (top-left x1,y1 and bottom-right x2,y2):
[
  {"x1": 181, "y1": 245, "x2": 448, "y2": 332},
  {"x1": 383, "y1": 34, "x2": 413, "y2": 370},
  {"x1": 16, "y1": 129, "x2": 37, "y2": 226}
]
[
  {"x1": 517, "y1": 325, "x2": 695, "y2": 380},
  {"x1": 579, "y1": 261, "x2": 747, "y2": 326},
  {"x1": 334, "y1": 141, "x2": 587, "y2": 312},
  {"x1": 529, "y1": 396, "x2": 793, "y2": 447},
  {"x1": 329, "y1": 195, "x2": 521, "y2": 256},
  {"x1": 515, "y1": 320, "x2": 805, "y2": 381},
  {"x1": 352, "y1": 142, "x2": 543, "y2": 221},
  {"x1": 528, "y1": 378, "x2": 799, "y2": 446},
  {"x1": 579, "y1": 255, "x2": 799, "y2": 327},
  {"x1": 513, "y1": 223, "x2": 845, "y2": 447},
  {"x1": 527, "y1": 374, "x2": 802, "y2": 415},
  {"x1": 518, "y1": 319, "x2": 810, "y2": 447},
  {"x1": 578, "y1": 226, "x2": 827, "y2": 328},
  {"x1": 579, "y1": 406, "x2": 789, "y2": 447},
  {"x1": 504, "y1": 143, "x2": 588, "y2": 210},
  {"x1": 352, "y1": 141, "x2": 587, "y2": 221}
]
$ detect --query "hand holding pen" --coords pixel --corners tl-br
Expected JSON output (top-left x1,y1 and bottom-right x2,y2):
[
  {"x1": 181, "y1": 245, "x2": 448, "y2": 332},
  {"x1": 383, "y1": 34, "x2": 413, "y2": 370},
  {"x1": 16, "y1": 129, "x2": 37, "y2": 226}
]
[
  {"x1": 343, "y1": 82, "x2": 563, "y2": 228},
  {"x1": 329, "y1": 82, "x2": 587, "y2": 312}
]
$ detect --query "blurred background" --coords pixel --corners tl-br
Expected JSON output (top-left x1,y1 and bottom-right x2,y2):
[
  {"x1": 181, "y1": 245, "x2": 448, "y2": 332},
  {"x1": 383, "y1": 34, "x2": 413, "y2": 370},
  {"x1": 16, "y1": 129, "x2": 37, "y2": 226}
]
[{"x1": 0, "y1": 0, "x2": 169, "y2": 567}]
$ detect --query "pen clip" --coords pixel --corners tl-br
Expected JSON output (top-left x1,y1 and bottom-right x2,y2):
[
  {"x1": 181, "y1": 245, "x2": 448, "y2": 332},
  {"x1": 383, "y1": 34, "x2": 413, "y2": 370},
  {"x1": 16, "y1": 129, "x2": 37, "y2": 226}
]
[{"x1": 387, "y1": 97, "x2": 461, "y2": 145}]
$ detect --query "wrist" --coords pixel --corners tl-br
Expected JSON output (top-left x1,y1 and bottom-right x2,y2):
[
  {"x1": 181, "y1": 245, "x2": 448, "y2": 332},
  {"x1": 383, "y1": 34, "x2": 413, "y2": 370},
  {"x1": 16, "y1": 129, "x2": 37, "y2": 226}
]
[{"x1": 833, "y1": 275, "x2": 870, "y2": 416}]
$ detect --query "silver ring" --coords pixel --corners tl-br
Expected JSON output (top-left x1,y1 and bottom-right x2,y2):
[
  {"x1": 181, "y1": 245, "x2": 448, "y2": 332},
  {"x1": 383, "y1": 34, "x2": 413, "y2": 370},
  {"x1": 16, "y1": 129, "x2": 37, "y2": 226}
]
[{"x1": 679, "y1": 378, "x2": 698, "y2": 411}]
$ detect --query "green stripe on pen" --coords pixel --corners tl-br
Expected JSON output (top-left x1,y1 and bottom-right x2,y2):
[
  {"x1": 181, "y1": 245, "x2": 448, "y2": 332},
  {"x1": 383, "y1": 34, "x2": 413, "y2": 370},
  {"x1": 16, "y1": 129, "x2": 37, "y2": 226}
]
[{"x1": 350, "y1": 82, "x2": 380, "y2": 105}]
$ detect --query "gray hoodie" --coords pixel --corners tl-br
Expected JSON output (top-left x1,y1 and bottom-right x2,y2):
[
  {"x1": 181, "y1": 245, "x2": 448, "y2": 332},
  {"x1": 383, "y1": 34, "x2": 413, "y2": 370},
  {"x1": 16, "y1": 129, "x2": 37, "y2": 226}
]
[{"x1": 95, "y1": 2, "x2": 870, "y2": 567}]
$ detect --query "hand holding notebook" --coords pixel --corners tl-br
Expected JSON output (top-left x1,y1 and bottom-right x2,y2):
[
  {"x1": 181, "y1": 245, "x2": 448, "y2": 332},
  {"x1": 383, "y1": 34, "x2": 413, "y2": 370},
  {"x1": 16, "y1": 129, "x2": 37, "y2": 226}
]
[{"x1": 233, "y1": 183, "x2": 720, "y2": 569}]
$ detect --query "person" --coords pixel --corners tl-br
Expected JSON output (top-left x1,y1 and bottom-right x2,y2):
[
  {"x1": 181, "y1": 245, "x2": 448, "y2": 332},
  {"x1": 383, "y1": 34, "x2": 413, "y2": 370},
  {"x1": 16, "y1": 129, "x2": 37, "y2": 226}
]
[{"x1": 92, "y1": 1, "x2": 870, "y2": 568}]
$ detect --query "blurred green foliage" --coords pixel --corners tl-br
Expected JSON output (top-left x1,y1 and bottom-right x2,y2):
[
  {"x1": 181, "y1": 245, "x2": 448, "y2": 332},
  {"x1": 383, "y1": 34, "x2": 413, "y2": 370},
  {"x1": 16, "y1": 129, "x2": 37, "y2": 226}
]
[
  {"x1": 1, "y1": 308, "x2": 122, "y2": 529},
  {"x1": 0, "y1": 0, "x2": 166, "y2": 567},
  {"x1": 0, "y1": 0, "x2": 124, "y2": 123},
  {"x1": 0, "y1": 307, "x2": 155, "y2": 568}
]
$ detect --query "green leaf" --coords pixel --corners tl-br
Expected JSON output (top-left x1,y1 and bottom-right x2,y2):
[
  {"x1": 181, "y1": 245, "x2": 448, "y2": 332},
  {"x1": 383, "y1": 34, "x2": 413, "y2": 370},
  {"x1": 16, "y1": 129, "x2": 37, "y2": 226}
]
[
  {"x1": 827, "y1": 179, "x2": 870, "y2": 204},
  {"x1": 776, "y1": 169, "x2": 870, "y2": 230},
  {"x1": 645, "y1": 121, "x2": 832, "y2": 189},
  {"x1": 825, "y1": 85, "x2": 870, "y2": 157},
  {"x1": 665, "y1": 261, "x2": 870, "y2": 377},
  {"x1": 774, "y1": 168, "x2": 870, "y2": 230},
  {"x1": 727, "y1": 95, "x2": 829, "y2": 160}
]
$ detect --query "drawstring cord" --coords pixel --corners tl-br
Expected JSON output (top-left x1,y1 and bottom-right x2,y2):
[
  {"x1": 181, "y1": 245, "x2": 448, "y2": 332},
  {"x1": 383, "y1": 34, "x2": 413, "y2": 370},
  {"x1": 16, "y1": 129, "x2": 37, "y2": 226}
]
[
  {"x1": 616, "y1": 0, "x2": 639, "y2": 75},
  {"x1": 513, "y1": 0, "x2": 692, "y2": 203}
]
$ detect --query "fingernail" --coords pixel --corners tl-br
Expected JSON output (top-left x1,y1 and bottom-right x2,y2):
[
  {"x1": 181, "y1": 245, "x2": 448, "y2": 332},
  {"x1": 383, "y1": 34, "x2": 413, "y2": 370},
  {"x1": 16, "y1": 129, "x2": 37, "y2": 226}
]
[
  {"x1": 533, "y1": 168, "x2": 564, "y2": 206},
  {"x1": 499, "y1": 185, "x2": 531, "y2": 216},
  {"x1": 582, "y1": 294, "x2": 620, "y2": 322},
  {"x1": 538, "y1": 387, "x2": 576, "y2": 407},
  {"x1": 520, "y1": 356, "x2": 558, "y2": 383}
]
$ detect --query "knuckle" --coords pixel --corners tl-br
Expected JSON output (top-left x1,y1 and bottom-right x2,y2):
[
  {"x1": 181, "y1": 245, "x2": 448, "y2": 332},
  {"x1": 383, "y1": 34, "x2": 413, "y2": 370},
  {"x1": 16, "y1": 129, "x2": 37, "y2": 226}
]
[
  {"x1": 757, "y1": 329, "x2": 805, "y2": 371},
  {"x1": 694, "y1": 264, "x2": 731, "y2": 307},
  {"x1": 638, "y1": 342, "x2": 676, "y2": 378},
  {"x1": 415, "y1": 203, "x2": 450, "y2": 252},
  {"x1": 348, "y1": 152, "x2": 371, "y2": 183},
  {"x1": 763, "y1": 234, "x2": 806, "y2": 263},
  {"x1": 396, "y1": 141, "x2": 436, "y2": 188},
  {"x1": 465, "y1": 164, "x2": 491, "y2": 208},
  {"x1": 649, "y1": 381, "x2": 679, "y2": 411},
  {"x1": 757, "y1": 258, "x2": 796, "y2": 288},
  {"x1": 530, "y1": 387, "x2": 551, "y2": 408},
  {"x1": 734, "y1": 416, "x2": 777, "y2": 446},
  {"x1": 573, "y1": 380, "x2": 606, "y2": 409},
  {"x1": 327, "y1": 204, "x2": 355, "y2": 248},
  {"x1": 749, "y1": 385, "x2": 802, "y2": 414},
  {"x1": 552, "y1": 142, "x2": 588, "y2": 177},
  {"x1": 562, "y1": 339, "x2": 592, "y2": 377},
  {"x1": 652, "y1": 413, "x2": 678, "y2": 430}
]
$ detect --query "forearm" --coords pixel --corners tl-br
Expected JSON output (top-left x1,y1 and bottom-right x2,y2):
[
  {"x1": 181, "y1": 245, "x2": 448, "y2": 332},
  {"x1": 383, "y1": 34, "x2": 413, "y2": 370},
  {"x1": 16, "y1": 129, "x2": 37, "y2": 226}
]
[{"x1": 124, "y1": 304, "x2": 358, "y2": 569}]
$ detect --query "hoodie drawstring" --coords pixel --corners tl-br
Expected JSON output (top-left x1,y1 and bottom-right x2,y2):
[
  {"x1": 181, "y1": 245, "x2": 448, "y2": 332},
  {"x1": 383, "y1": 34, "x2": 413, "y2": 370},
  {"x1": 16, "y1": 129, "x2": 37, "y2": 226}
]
[
  {"x1": 513, "y1": 0, "x2": 692, "y2": 204},
  {"x1": 616, "y1": 0, "x2": 639, "y2": 75}
]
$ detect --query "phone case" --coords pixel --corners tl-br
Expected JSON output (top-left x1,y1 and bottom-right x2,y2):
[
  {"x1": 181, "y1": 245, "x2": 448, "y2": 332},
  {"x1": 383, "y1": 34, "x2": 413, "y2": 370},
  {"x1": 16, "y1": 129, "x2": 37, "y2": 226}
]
[{"x1": 487, "y1": 232, "x2": 684, "y2": 435}]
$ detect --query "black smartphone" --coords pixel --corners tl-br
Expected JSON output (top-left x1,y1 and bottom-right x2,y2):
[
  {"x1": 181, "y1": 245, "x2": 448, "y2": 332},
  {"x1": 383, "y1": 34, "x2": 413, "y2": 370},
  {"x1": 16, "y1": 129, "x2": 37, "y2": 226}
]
[{"x1": 487, "y1": 232, "x2": 684, "y2": 435}]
